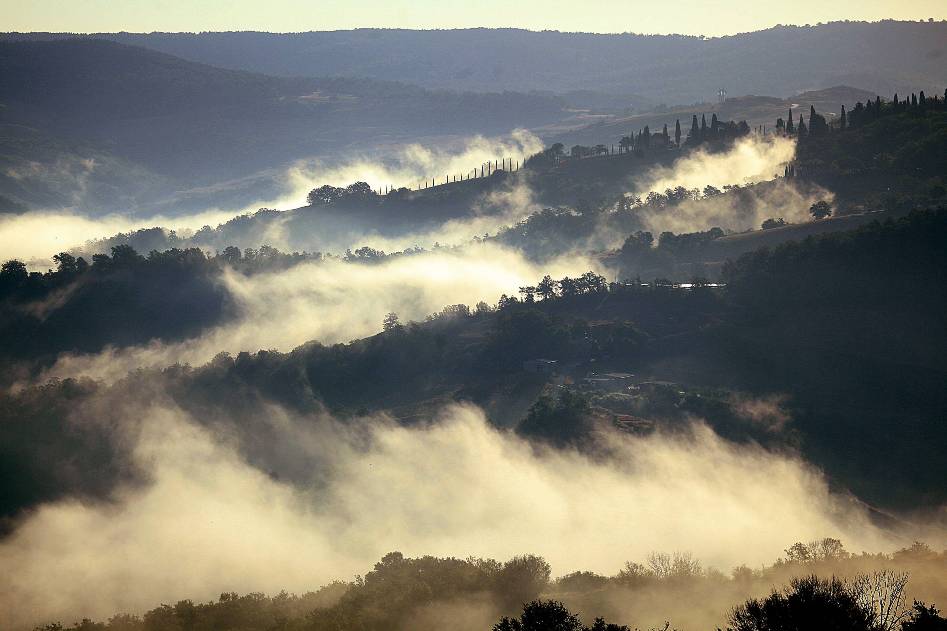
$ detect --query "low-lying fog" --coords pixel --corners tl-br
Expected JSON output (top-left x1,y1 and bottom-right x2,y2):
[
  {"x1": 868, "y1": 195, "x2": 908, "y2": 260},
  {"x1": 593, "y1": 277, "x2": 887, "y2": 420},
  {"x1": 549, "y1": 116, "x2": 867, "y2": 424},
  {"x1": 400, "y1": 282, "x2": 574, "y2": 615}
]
[
  {"x1": 1, "y1": 130, "x2": 544, "y2": 268},
  {"x1": 0, "y1": 401, "x2": 903, "y2": 629}
]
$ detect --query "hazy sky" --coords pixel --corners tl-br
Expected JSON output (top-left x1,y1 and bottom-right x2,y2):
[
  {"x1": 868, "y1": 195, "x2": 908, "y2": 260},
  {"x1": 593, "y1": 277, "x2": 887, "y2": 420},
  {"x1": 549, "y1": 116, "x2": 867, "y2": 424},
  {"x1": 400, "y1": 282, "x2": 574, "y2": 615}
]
[{"x1": 4, "y1": 0, "x2": 946, "y2": 37}]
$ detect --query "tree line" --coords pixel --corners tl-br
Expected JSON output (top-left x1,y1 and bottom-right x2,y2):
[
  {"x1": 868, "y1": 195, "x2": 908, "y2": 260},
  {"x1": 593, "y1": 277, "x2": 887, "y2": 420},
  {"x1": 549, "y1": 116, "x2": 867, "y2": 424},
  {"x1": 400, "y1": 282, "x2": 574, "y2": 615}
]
[{"x1": 30, "y1": 541, "x2": 947, "y2": 631}]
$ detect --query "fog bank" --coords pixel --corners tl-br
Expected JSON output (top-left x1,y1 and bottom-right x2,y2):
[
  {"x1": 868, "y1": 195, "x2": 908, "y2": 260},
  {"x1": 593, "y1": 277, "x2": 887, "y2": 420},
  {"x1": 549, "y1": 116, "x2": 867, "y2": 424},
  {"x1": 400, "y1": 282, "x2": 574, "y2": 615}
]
[
  {"x1": 0, "y1": 402, "x2": 899, "y2": 629},
  {"x1": 1, "y1": 130, "x2": 544, "y2": 267},
  {"x1": 36, "y1": 243, "x2": 597, "y2": 384}
]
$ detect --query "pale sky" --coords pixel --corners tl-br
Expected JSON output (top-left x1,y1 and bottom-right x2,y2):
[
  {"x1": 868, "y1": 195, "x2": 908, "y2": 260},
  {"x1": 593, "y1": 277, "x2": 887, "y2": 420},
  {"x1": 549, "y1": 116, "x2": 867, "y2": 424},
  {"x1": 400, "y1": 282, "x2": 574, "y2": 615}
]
[{"x1": 3, "y1": 0, "x2": 946, "y2": 37}]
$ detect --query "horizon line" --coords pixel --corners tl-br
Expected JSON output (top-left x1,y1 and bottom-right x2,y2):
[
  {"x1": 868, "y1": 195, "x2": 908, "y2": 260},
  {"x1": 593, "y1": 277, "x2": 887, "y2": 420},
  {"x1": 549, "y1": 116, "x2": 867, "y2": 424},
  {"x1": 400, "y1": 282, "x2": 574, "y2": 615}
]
[{"x1": 4, "y1": 18, "x2": 946, "y2": 40}]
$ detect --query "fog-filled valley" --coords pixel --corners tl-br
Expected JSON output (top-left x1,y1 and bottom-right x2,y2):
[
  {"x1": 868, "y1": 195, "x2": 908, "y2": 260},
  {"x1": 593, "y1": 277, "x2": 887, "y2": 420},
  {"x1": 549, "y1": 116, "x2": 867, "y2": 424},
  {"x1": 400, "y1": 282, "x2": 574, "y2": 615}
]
[{"x1": 2, "y1": 12, "x2": 947, "y2": 631}]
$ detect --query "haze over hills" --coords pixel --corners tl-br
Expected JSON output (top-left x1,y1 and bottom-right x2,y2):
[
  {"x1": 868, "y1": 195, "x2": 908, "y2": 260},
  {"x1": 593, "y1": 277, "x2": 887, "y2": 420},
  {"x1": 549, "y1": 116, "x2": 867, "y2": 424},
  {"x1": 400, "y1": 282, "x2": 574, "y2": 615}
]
[
  {"x1": 2, "y1": 11, "x2": 947, "y2": 630},
  {"x1": 6, "y1": 21, "x2": 946, "y2": 103},
  {"x1": 0, "y1": 38, "x2": 565, "y2": 214}
]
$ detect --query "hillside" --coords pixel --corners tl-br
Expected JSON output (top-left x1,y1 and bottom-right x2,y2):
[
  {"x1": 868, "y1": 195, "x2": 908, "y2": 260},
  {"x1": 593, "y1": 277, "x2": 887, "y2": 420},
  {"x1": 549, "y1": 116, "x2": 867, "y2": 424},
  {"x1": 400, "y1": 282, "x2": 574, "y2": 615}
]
[
  {"x1": 6, "y1": 22, "x2": 946, "y2": 103},
  {"x1": 546, "y1": 86, "x2": 878, "y2": 147},
  {"x1": 2, "y1": 210, "x2": 945, "y2": 517},
  {"x1": 0, "y1": 39, "x2": 567, "y2": 214}
]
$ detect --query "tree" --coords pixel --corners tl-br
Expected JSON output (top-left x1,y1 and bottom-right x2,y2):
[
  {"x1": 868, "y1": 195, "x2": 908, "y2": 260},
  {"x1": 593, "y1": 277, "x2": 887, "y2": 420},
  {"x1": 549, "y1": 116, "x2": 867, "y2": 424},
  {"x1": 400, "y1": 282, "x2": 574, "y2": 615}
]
[
  {"x1": 220, "y1": 246, "x2": 242, "y2": 264},
  {"x1": 110, "y1": 244, "x2": 143, "y2": 267},
  {"x1": 786, "y1": 109, "x2": 795, "y2": 134},
  {"x1": 901, "y1": 602, "x2": 947, "y2": 631},
  {"x1": 810, "y1": 200, "x2": 832, "y2": 219},
  {"x1": 688, "y1": 114, "x2": 699, "y2": 143},
  {"x1": 537, "y1": 275, "x2": 557, "y2": 301},
  {"x1": 797, "y1": 113, "x2": 808, "y2": 138},
  {"x1": 344, "y1": 181, "x2": 375, "y2": 199},
  {"x1": 307, "y1": 184, "x2": 343, "y2": 206},
  {"x1": 729, "y1": 576, "x2": 875, "y2": 631},
  {"x1": 675, "y1": 119, "x2": 682, "y2": 146},
  {"x1": 762, "y1": 217, "x2": 787, "y2": 230},
  {"x1": 382, "y1": 312, "x2": 401, "y2": 332},
  {"x1": 53, "y1": 252, "x2": 78, "y2": 275},
  {"x1": 493, "y1": 601, "x2": 630, "y2": 631},
  {"x1": 840, "y1": 105, "x2": 847, "y2": 130},
  {"x1": 809, "y1": 105, "x2": 829, "y2": 136},
  {"x1": 849, "y1": 570, "x2": 910, "y2": 631},
  {"x1": 494, "y1": 601, "x2": 582, "y2": 631},
  {"x1": 1, "y1": 259, "x2": 29, "y2": 285},
  {"x1": 493, "y1": 556, "x2": 552, "y2": 610}
]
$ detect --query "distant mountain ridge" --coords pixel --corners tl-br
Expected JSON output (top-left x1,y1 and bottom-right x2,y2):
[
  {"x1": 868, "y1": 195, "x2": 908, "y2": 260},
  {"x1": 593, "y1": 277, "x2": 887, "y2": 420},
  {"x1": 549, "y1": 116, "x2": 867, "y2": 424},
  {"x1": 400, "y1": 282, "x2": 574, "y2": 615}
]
[{"x1": 4, "y1": 22, "x2": 945, "y2": 104}]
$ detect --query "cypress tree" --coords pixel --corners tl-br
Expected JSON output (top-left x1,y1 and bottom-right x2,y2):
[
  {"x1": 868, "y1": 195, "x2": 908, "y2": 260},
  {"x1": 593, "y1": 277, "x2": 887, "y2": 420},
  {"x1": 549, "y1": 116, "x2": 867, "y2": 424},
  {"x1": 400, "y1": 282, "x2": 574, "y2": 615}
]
[
  {"x1": 643, "y1": 125, "x2": 651, "y2": 148},
  {"x1": 675, "y1": 119, "x2": 682, "y2": 145},
  {"x1": 840, "y1": 105, "x2": 846, "y2": 130},
  {"x1": 786, "y1": 111, "x2": 795, "y2": 134},
  {"x1": 797, "y1": 113, "x2": 807, "y2": 138},
  {"x1": 710, "y1": 113, "x2": 718, "y2": 136},
  {"x1": 919, "y1": 91, "x2": 926, "y2": 108},
  {"x1": 689, "y1": 114, "x2": 699, "y2": 143},
  {"x1": 700, "y1": 113, "x2": 708, "y2": 137}
]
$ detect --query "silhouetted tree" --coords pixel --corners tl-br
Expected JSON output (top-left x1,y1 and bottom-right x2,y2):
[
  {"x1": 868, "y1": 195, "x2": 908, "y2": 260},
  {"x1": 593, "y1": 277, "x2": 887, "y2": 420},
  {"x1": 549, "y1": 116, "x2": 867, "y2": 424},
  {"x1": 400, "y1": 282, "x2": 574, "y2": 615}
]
[
  {"x1": 674, "y1": 119, "x2": 682, "y2": 145},
  {"x1": 537, "y1": 275, "x2": 557, "y2": 300},
  {"x1": 729, "y1": 576, "x2": 874, "y2": 631},
  {"x1": 382, "y1": 312, "x2": 401, "y2": 332},
  {"x1": 901, "y1": 602, "x2": 947, "y2": 630},
  {"x1": 688, "y1": 114, "x2": 699, "y2": 143},
  {"x1": 493, "y1": 600, "x2": 630, "y2": 631},
  {"x1": 809, "y1": 105, "x2": 828, "y2": 135}
]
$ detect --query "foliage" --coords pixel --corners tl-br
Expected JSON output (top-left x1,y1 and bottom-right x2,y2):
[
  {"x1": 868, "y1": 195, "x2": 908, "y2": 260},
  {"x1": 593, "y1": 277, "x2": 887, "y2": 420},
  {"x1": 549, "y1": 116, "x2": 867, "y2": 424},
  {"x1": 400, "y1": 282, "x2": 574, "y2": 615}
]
[{"x1": 729, "y1": 575, "x2": 875, "y2": 631}]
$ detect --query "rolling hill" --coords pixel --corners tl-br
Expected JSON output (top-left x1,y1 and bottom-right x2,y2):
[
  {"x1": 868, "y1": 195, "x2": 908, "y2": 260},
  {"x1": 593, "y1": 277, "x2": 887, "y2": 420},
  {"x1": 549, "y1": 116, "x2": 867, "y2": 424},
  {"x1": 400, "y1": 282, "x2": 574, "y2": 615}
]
[
  {"x1": 6, "y1": 22, "x2": 945, "y2": 104},
  {"x1": 0, "y1": 38, "x2": 567, "y2": 214}
]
